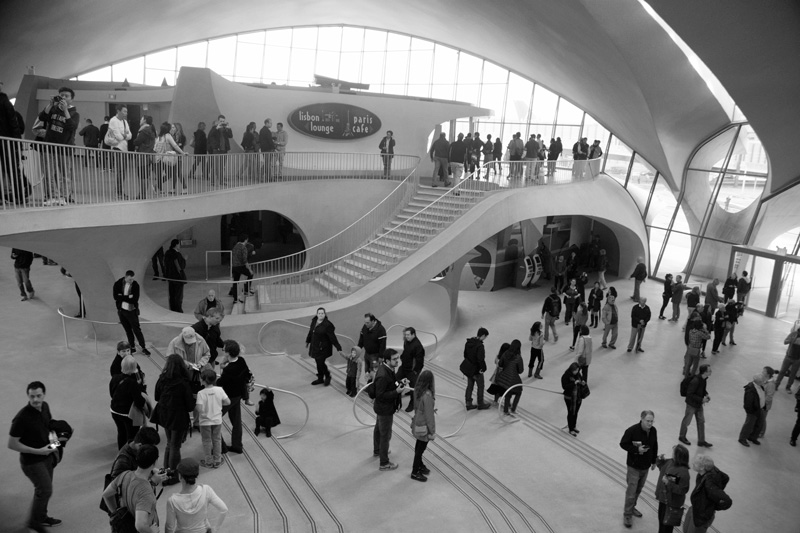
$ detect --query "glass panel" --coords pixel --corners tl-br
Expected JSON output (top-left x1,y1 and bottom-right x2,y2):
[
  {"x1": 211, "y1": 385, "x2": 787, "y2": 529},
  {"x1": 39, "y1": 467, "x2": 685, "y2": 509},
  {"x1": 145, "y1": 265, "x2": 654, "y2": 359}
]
[
  {"x1": 339, "y1": 52, "x2": 361, "y2": 83},
  {"x1": 177, "y1": 41, "x2": 207, "y2": 69},
  {"x1": 716, "y1": 124, "x2": 768, "y2": 213},
  {"x1": 317, "y1": 26, "x2": 342, "y2": 51},
  {"x1": 683, "y1": 169, "x2": 717, "y2": 234},
  {"x1": 556, "y1": 97, "x2": 583, "y2": 125},
  {"x1": 628, "y1": 153, "x2": 657, "y2": 203},
  {"x1": 383, "y1": 84, "x2": 405, "y2": 96},
  {"x1": 410, "y1": 37, "x2": 433, "y2": 51},
  {"x1": 482, "y1": 61, "x2": 506, "y2": 86},
  {"x1": 582, "y1": 113, "x2": 609, "y2": 149},
  {"x1": 386, "y1": 33, "x2": 410, "y2": 51},
  {"x1": 691, "y1": 237, "x2": 735, "y2": 285},
  {"x1": 474, "y1": 120, "x2": 502, "y2": 143},
  {"x1": 777, "y1": 261, "x2": 800, "y2": 320},
  {"x1": 554, "y1": 126, "x2": 580, "y2": 155},
  {"x1": 112, "y1": 57, "x2": 144, "y2": 84},
  {"x1": 646, "y1": 175, "x2": 678, "y2": 228},
  {"x1": 648, "y1": 227, "x2": 668, "y2": 276},
  {"x1": 457, "y1": 53, "x2": 483, "y2": 86},
  {"x1": 767, "y1": 227, "x2": 800, "y2": 253},
  {"x1": 746, "y1": 256, "x2": 774, "y2": 314},
  {"x1": 363, "y1": 29, "x2": 387, "y2": 52},
  {"x1": 432, "y1": 45, "x2": 458, "y2": 85},
  {"x1": 431, "y1": 84, "x2": 455, "y2": 101},
  {"x1": 361, "y1": 51, "x2": 385, "y2": 86},
  {"x1": 654, "y1": 229, "x2": 692, "y2": 280},
  {"x1": 262, "y1": 46, "x2": 290, "y2": 84},
  {"x1": 288, "y1": 49, "x2": 316, "y2": 84},
  {"x1": 292, "y1": 27, "x2": 318, "y2": 49},
  {"x1": 384, "y1": 50, "x2": 409, "y2": 84},
  {"x1": 79, "y1": 66, "x2": 112, "y2": 81},
  {"x1": 688, "y1": 126, "x2": 737, "y2": 171},
  {"x1": 315, "y1": 50, "x2": 341, "y2": 79},
  {"x1": 604, "y1": 136, "x2": 633, "y2": 183},
  {"x1": 207, "y1": 36, "x2": 236, "y2": 76},
  {"x1": 265, "y1": 29, "x2": 292, "y2": 47},
  {"x1": 408, "y1": 48, "x2": 433, "y2": 85},
  {"x1": 530, "y1": 85, "x2": 558, "y2": 125},
  {"x1": 235, "y1": 42, "x2": 264, "y2": 79},
  {"x1": 480, "y1": 82, "x2": 506, "y2": 119},
  {"x1": 145, "y1": 69, "x2": 176, "y2": 86},
  {"x1": 407, "y1": 84, "x2": 430, "y2": 98},
  {"x1": 456, "y1": 84, "x2": 481, "y2": 106},
  {"x1": 146, "y1": 48, "x2": 176, "y2": 71},
  {"x1": 238, "y1": 31, "x2": 265, "y2": 45},
  {"x1": 504, "y1": 73, "x2": 533, "y2": 123},
  {"x1": 530, "y1": 123, "x2": 553, "y2": 142},
  {"x1": 341, "y1": 27, "x2": 364, "y2": 52}
]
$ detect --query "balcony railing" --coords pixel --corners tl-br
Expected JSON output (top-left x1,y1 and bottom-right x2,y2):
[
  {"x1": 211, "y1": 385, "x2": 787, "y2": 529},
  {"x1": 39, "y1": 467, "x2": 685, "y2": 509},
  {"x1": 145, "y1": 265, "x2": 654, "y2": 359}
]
[{"x1": 0, "y1": 136, "x2": 419, "y2": 209}]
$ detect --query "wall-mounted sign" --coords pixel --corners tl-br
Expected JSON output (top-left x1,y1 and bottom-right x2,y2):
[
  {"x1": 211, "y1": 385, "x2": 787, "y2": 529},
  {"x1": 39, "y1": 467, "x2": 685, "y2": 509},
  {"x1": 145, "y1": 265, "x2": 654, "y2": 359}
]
[{"x1": 287, "y1": 103, "x2": 381, "y2": 140}]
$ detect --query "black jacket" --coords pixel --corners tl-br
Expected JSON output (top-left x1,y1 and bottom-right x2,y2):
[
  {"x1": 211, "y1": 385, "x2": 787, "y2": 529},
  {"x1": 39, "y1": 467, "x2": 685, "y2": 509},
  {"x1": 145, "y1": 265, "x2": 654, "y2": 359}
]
[
  {"x1": 358, "y1": 320, "x2": 386, "y2": 355},
  {"x1": 258, "y1": 126, "x2": 275, "y2": 152},
  {"x1": 619, "y1": 422, "x2": 658, "y2": 470},
  {"x1": 109, "y1": 374, "x2": 145, "y2": 414},
  {"x1": 113, "y1": 278, "x2": 140, "y2": 311},
  {"x1": 192, "y1": 319, "x2": 223, "y2": 359},
  {"x1": 154, "y1": 376, "x2": 193, "y2": 431},
  {"x1": 306, "y1": 317, "x2": 342, "y2": 359},
  {"x1": 690, "y1": 467, "x2": 731, "y2": 525},
  {"x1": 685, "y1": 375, "x2": 708, "y2": 408},
  {"x1": 401, "y1": 336, "x2": 425, "y2": 373},
  {"x1": 11, "y1": 249, "x2": 33, "y2": 269},
  {"x1": 373, "y1": 362, "x2": 400, "y2": 416},
  {"x1": 742, "y1": 382, "x2": 761, "y2": 414},
  {"x1": 463, "y1": 337, "x2": 487, "y2": 374}
]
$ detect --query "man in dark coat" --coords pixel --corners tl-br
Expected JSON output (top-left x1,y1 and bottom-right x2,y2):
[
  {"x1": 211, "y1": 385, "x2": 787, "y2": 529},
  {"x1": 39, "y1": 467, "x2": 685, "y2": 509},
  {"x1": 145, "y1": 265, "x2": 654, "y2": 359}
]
[
  {"x1": 372, "y1": 349, "x2": 409, "y2": 471},
  {"x1": 398, "y1": 327, "x2": 425, "y2": 412},
  {"x1": 619, "y1": 410, "x2": 658, "y2": 528},
  {"x1": 113, "y1": 270, "x2": 150, "y2": 355},
  {"x1": 358, "y1": 313, "x2": 387, "y2": 379},
  {"x1": 462, "y1": 328, "x2": 490, "y2": 410},
  {"x1": 192, "y1": 307, "x2": 224, "y2": 366},
  {"x1": 738, "y1": 374, "x2": 765, "y2": 446}
]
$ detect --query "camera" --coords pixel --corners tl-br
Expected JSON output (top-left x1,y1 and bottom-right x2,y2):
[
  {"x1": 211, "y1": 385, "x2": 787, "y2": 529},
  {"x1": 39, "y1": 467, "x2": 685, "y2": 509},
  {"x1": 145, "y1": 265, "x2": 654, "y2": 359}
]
[
  {"x1": 52, "y1": 95, "x2": 62, "y2": 103},
  {"x1": 158, "y1": 467, "x2": 175, "y2": 476}
]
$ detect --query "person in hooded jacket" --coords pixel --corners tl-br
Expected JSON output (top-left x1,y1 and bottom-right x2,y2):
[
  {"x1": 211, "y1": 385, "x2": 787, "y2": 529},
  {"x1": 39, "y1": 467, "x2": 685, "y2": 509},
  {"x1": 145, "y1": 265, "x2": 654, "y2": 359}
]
[
  {"x1": 738, "y1": 374, "x2": 765, "y2": 446},
  {"x1": 154, "y1": 354, "x2": 194, "y2": 481},
  {"x1": 685, "y1": 455, "x2": 731, "y2": 533},
  {"x1": 654, "y1": 443, "x2": 690, "y2": 533},
  {"x1": 306, "y1": 307, "x2": 343, "y2": 386},
  {"x1": 165, "y1": 458, "x2": 228, "y2": 533},
  {"x1": 495, "y1": 340, "x2": 524, "y2": 417}
]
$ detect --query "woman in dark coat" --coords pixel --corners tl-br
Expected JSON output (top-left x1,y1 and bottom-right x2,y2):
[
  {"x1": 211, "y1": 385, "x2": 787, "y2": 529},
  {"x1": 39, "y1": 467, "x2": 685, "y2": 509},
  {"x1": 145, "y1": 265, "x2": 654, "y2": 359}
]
[
  {"x1": 495, "y1": 340, "x2": 524, "y2": 416},
  {"x1": 561, "y1": 362, "x2": 586, "y2": 436},
  {"x1": 109, "y1": 354, "x2": 147, "y2": 449},
  {"x1": 654, "y1": 443, "x2": 690, "y2": 533},
  {"x1": 659, "y1": 273, "x2": 674, "y2": 319},
  {"x1": 154, "y1": 353, "x2": 194, "y2": 480},
  {"x1": 305, "y1": 307, "x2": 343, "y2": 386}
]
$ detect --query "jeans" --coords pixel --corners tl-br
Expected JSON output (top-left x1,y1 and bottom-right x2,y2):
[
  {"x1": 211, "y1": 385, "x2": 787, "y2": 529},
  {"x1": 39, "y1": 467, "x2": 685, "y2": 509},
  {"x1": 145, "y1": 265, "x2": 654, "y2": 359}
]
[
  {"x1": 627, "y1": 325, "x2": 646, "y2": 350},
  {"x1": 382, "y1": 154, "x2": 393, "y2": 177},
  {"x1": 223, "y1": 396, "x2": 243, "y2": 449},
  {"x1": 738, "y1": 412, "x2": 761, "y2": 442},
  {"x1": 544, "y1": 314, "x2": 558, "y2": 341},
  {"x1": 118, "y1": 309, "x2": 146, "y2": 349},
  {"x1": 672, "y1": 300, "x2": 681, "y2": 321},
  {"x1": 528, "y1": 348, "x2": 543, "y2": 375},
  {"x1": 602, "y1": 323, "x2": 618, "y2": 346},
  {"x1": 432, "y1": 157, "x2": 449, "y2": 183},
  {"x1": 412, "y1": 439, "x2": 429, "y2": 473},
  {"x1": 758, "y1": 407, "x2": 769, "y2": 438},
  {"x1": 15, "y1": 267, "x2": 34, "y2": 297},
  {"x1": 775, "y1": 356, "x2": 800, "y2": 389},
  {"x1": 232, "y1": 265, "x2": 254, "y2": 296},
  {"x1": 373, "y1": 414, "x2": 394, "y2": 465},
  {"x1": 503, "y1": 387, "x2": 521, "y2": 413},
  {"x1": 564, "y1": 397, "x2": 582, "y2": 431},
  {"x1": 659, "y1": 295, "x2": 671, "y2": 317},
  {"x1": 633, "y1": 279, "x2": 643, "y2": 301},
  {"x1": 465, "y1": 372, "x2": 485, "y2": 406},
  {"x1": 200, "y1": 424, "x2": 222, "y2": 464},
  {"x1": 679, "y1": 404, "x2": 705, "y2": 442},
  {"x1": 111, "y1": 411, "x2": 137, "y2": 450},
  {"x1": 164, "y1": 427, "x2": 186, "y2": 470},
  {"x1": 624, "y1": 466, "x2": 649, "y2": 516},
  {"x1": 21, "y1": 456, "x2": 54, "y2": 528},
  {"x1": 683, "y1": 351, "x2": 701, "y2": 377},
  {"x1": 314, "y1": 356, "x2": 330, "y2": 379}
]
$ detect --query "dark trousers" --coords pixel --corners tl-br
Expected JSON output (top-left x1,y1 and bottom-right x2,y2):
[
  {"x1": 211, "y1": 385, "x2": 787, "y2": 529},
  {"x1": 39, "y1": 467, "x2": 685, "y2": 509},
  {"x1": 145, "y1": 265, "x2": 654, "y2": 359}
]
[
  {"x1": 739, "y1": 412, "x2": 761, "y2": 442},
  {"x1": 659, "y1": 294, "x2": 671, "y2": 317},
  {"x1": 167, "y1": 281, "x2": 184, "y2": 312},
  {"x1": 152, "y1": 248, "x2": 165, "y2": 277},
  {"x1": 163, "y1": 427, "x2": 186, "y2": 470},
  {"x1": 118, "y1": 309, "x2": 146, "y2": 349},
  {"x1": 413, "y1": 439, "x2": 429, "y2": 473},
  {"x1": 565, "y1": 396, "x2": 582, "y2": 431},
  {"x1": 21, "y1": 455, "x2": 55, "y2": 528},
  {"x1": 382, "y1": 154, "x2": 393, "y2": 177},
  {"x1": 657, "y1": 502, "x2": 674, "y2": 533},
  {"x1": 571, "y1": 324, "x2": 582, "y2": 347},
  {"x1": 791, "y1": 411, "x2": 800, "y2": 442},
  {"x1": 373, "y1": 414, "x2": 394, "y2": 465},
  {"x1": 712, "y1": 329, "x2": 724, "y2": 351},
  {"x1": 314, "y1": 356, "x2": 330, "y2": 379},
  {"x1": 504, "y1": 387, "x2": 522, "y2": 413},
  {"x1": 554, "y1": 274, "x2": 565, "y2": 293},
  {"x1": 111, "y1": 412, "x2": 137, "y2": 450},
  {"x1": 222, "y1": 396, "x2": 243, "y2": 449},
  {"x1": 396, "y1": 368, "x2": 417, "y2": 409},
  {"x1": 345, "y1": 375, "x2": 356, "y2": 395},
  {"x1": 528, "y1": 348, "x2": 543, "y2": 375},
  {"x1": 580, "y1": 364, "x2": 589, "y2": 385},
  {"x1": 232, "y1": 265, "x2": 253, "y2": 296},
  {"x1": 465, "y1": 372, "x2": 485, "y2": 405}
]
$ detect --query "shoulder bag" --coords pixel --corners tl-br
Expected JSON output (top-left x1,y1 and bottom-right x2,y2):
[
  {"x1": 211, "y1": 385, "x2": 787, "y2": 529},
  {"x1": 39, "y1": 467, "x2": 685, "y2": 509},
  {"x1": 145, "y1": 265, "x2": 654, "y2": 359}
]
[{"x1": 662, "y1": 505, "x2": 684, "y2": 527}]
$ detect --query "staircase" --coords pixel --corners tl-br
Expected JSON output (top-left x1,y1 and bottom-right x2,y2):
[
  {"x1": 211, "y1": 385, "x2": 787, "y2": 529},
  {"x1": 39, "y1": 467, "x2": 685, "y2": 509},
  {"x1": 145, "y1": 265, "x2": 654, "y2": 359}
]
[{"x1": 311, "y1": 185, "x2": 485, "y2": 299}]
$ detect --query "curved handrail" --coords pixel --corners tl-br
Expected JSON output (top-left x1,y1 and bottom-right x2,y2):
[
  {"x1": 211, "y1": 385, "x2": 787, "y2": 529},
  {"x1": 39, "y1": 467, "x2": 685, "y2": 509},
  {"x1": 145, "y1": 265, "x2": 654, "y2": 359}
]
[
  {"x1": 384, "y1": 324, "x2": 439, "y2": 360},
  {"x1": 251, "y1": 384, "x2": 309, "y2": 439},
  {"x1": 496, "y1": 383, "x2": 564, "y2": 424},
  {"x1": 257, "y1": 318, "x2": 356, "y2": 356},
  {"x1": 351, "y1": 383, "x2": 466, "y2": 438}
]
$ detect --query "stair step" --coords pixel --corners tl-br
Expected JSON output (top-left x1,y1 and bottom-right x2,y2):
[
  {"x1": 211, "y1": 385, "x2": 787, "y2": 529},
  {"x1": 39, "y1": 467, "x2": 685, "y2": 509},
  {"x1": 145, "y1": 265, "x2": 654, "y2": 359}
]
[
  {"x1": 328, "y1": 265, "x2": 370, "y2": 285},
  {"x1": 361, "y1": 244, "x2": 404, "y2": 261},
  {"x1": 342, "y1": 258, "x2": 384, "y2": 276},
  {"x1": 352, "y1": 249, "x2": 394, "y2": 267},
  {"x1": 321, "y1": 270, "x2": 361, "y2": 291},
  {"x1": 314, "y1": 277, "x2": 346, "y2": 297}
]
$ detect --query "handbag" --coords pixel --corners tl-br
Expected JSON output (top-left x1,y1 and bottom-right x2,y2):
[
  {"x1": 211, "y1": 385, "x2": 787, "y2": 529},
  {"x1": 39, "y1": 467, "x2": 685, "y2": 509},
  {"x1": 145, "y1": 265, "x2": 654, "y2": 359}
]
[
  {"x1": 413, "y1": 425, "x2": 428, "y2": 439},
  {"x1": 580, "y1": 384, "x2": 591, "y2": 399},
  {"x1": 663, "y1": 505, "x2": 685, "y2": 527},
  {"x1": 459, "y1": 358, "x2": 476, "y2": 377},
  {"x1": 104, "y1": 128, "x2": 119, "y2": 147}
]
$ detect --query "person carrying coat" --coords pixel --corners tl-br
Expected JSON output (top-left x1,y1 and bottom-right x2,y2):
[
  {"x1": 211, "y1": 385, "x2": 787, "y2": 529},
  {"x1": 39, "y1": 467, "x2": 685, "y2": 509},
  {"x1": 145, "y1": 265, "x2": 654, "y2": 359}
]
[
  {"x1": 305, "y1": 307, "x2": 343, "y2": 386},
  {"x1": 495, "y1": 340, "x2": 524, "y2": 417}
]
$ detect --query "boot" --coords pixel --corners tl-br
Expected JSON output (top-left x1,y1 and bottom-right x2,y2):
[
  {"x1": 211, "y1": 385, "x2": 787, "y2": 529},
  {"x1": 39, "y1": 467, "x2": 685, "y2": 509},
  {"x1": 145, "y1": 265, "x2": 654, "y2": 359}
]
[
  {"x1": 324, "y1": 373, "x2": 331, "y2": 386},
  {"x1": 528, "y1": 368, "x2": 533, "y2": 378},
  {"x1": 254, "y1": 425, "x2": 261, "y2": 436},
  {"x1": 466, "y1": 402, "x2": 477, "y2": 411},
  {"x1": 311, "y1": 375, "x2": 324, "y2": 385},
  {"x1": 405, "y1": 402, "x2": 415, "y2": 412}
]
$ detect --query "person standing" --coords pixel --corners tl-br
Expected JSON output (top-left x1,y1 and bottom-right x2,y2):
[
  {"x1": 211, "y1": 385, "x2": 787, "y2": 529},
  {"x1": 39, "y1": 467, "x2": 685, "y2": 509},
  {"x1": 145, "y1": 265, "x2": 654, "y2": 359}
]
[
  {"x1": 629, "y1": 257, "x2": 647, "y2": 301},
  {"x1": 619, "y1": 410, "x2": 658, "y2": 528},
  {"x1": 217, "y1": 340, "x2": 251, "y2": 455},
  {"x1": 482, "y1": 134, "x2": 495, "y2": 177},
  {"x1": 165, "y1": 458, "x2": 228, "y2": 533},
  {"x1": 461, "y1": 328, "x2": 491, "y2": 410},
  {"x1": 553, "y1": 256, "x2": 567, "y2": 293},
  {"x1": 154, "y1": 354, "x2": 194, "y2": 480},
  {"x1": 705, "y1": 278, "x2": 723, "y2": 312},
  {"x1": 132, "y1": 115, "x2": 156, "y2": 198},
  {"x1": 398, "y1": 327, "x2": 425, "y2": 412},
  {"x1": 507, "y1": 132, "x2": 525, "y2": 179},
  {"x1": 448, "y1": 133, "x2": 467, "y2": 188},
  {"x1": 601, "y1": 294, "x2": 620, "y2": 349},
  {"x1": 113, "y1": 270, "x2": 151, "y2": 356},
  {"x1": 305, "y1": 307, "x2": 343, "y2": 386},
  {"x1": 429, "y1": 133, "x2": 450, "y2": 187},
  {"x1": 109, "y1": 355, "x2": 148, "y2": 449},
  {"x1": 196, "y1": 368, "x2": 230, "y2": 469},
  {"x1": 207, "y1": 115, "x2": 232, "y2": 184},
  {"x1": 547, "y1": 136, "x2": 562, "y2": 178},
  {"x1": 524, "y1": 134, "x2": 538, "y2": 181},
  {"x1": 776, "y1": 323, "x2": 800, "y2": 393},
  {"x1": 736, "y1": 270, "x2": 752, "y2": 304},
  {"x1": 574, "y1": 325, "x2": 593, "y2": 384},
  {"x1": 8, "y1": 381, "x2": 63, "y2": 532},
  {"x1": 587, "y1": 281, "x2": 604, "y2": 328},
  {"x1": 358, "y1": 313, "x2": 387, "y2": 380},
  {"x1": 188, "y1": 122, "x2": 209, "y2": 181},
  {"x1": 722, "y1": 273, "x2": 737, "y2": 303},
  {"x1": 78, "y1": 118, "x2": 100, "y2": 167},
  {"x1": 410, "y1": 369, "x2": 436, "y2": 482},
  {"x1": 495, "y1": 340, "x2": 524, "y2": 417},
  {"x1": 588, "y1": 139, "x2": 603, "y2": 177},
  {"x1": 670, "y1": 274, "x2": 686, "y2": 321},
  {"x1": 193, "y1": 289, "x2": 223, "y2": 321},
  {"x1": 101, "y1": 444, "x2": 161, "y2": 533},
  {"x1": 679, "y1": 364, "x2": 713, "y2": 447},
  {"x1": 738, "y1": 373, "x2": 766, "y2": 446},
  {"x1": 192, "y1": 308, "x2": 225, "y2": 367},
  {"x1": 654, "y1": 444, "x2": 690, "y2": 533},
  {"x1": 492, "y1": 136, "x2": 503, "y2": 176},
  {"x1": 790, "y1": 388, "x2": 800, "y2": 447},
  {"x1": 373, "y1": 349, "x2": 409, "y2": 471},
  {"x1": 683, "y1": 319, "x2": 710, "y2": 376},
  {"x1": 164, "y1": 239, "x2": 187, "y2": 313},
  {"x1": 528, "y1": 321, "x2": 544, "y2": 379},
  {"x1": 561, "y1": 362, "x2": 586, "y2": 437},
  {"x1": 378, "y1": 130, "x2": 395, "y2": 178},
  {"x1": 274, "y1": 122, "x2": 288, "y2": 177},
  {"x1": 541, "y1": 287, "x2": 561, "y2": 343},
  {"x1": 107, "y1": 104, "x2": 132, "y2": 199},
  {"x1": 230, "y1": 234, "x2": 254, "y2": 303},
  {"x1": 685, "y1": 456, "x2": 731, "y2": 533},
  {"x1": 11, "y1": 248, "x2": 35, "y2": 301},
  {"x1": 759, "y1": 366, "x2": 776, "y2": 439},
  {"x1": 658, "y1": 273, "x2": 673, "y2": 319},
  {"x1": 627, "y1": 297, "x2": 651, "y2": 353},
  {"x1": 39, "y1": 86, "x2": 79, "y2": 205}
]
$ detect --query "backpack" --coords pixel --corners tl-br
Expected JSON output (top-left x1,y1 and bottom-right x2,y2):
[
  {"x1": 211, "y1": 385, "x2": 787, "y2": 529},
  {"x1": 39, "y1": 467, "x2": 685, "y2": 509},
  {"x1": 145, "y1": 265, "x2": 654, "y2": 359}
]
[
  {"x1": 550, "y1": 296, "x2": 562, "y2": 317},
  {"x1": 680, "y1": 375, "x2": 695, "y2": 397}
]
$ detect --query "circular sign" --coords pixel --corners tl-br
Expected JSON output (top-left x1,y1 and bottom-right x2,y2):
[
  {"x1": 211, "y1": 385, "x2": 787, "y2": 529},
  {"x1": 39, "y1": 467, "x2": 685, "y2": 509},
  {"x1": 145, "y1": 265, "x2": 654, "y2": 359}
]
[{"x1": 287, "y1": 103, "x2": 381, "y2": 140}]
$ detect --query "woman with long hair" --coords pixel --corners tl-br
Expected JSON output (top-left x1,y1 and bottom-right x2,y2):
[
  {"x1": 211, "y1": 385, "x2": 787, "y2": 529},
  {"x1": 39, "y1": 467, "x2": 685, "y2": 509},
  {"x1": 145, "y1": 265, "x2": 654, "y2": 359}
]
[
  {"x1": 410, "y1": 369, "x2": 436, "y2": 482},
  {"x1": 528, "y1": 322, "x2": 544, "y2": 379},
  {"x1": 109, "y1": 354, "x2": 147, "y2": 449},
  {"x1": 495, "y1": 340, "x2": 524, "y2": 417},
  {"x1": 561, "y1": 362, "x2": 585, "y2": 436},
  {"x1": 570, "y1": 301, "x2": 589, "y2": 350},
  {"x1": 154, "y1": 122, "x2": 186, "y2": 195},
  {"x1": 165, "y1": 458, "x2": 228, "y2": 533},
  {"x1": 240, "y1": 121, "x2": 259, "y2": 180},
  {"x1": 487, "y1": 342, "x2": 511, "y2": 402},
  {"x1": 154, "y1": 353, "x2": 194, "y2": 483},
  {"x1": 305, "y1": 307, "x2": 343, "y2": 386},
  {"x1": 654, "y1": 444, "x2": 690, "y2": 533}
]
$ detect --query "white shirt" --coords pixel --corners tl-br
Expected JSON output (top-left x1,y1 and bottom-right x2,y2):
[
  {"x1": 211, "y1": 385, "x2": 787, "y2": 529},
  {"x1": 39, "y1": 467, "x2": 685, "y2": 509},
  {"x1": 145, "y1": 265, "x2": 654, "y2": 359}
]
[
  {"x1": 108, "y1": 116, "x2": 131, "y2": 152},
  {"x1": 121, "y1": 281, "x2": 133, "y2": 311}
]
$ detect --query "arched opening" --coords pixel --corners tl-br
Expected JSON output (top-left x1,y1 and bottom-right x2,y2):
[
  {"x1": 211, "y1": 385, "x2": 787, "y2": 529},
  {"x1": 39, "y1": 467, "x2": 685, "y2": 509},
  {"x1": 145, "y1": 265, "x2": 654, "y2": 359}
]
[{"x1": 219, "y1": 210, "x2": 305, "y2": 265}]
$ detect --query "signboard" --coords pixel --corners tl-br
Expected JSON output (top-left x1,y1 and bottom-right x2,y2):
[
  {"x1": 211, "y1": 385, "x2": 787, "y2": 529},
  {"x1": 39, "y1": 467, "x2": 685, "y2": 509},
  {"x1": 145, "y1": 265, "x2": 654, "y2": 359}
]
[{"x1": 287, "y1": 103, "x2": 381, "y2": 140}]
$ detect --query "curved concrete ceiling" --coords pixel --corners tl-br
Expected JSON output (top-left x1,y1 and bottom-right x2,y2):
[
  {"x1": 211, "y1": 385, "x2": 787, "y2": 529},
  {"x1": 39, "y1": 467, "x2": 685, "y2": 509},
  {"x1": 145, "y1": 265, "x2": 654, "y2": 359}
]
[{"x1": 2, "y1": 0, "x2": 774, "y2": 192}]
